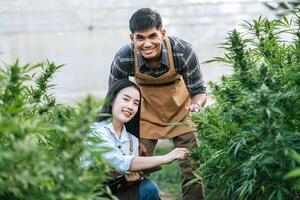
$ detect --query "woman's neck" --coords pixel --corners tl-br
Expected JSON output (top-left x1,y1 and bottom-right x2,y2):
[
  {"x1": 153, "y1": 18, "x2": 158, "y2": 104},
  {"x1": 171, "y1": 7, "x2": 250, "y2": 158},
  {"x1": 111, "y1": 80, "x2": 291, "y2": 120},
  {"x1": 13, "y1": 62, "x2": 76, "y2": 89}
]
[{"x1": 112, "y1": 119, "x2": 123, "y2": 139}]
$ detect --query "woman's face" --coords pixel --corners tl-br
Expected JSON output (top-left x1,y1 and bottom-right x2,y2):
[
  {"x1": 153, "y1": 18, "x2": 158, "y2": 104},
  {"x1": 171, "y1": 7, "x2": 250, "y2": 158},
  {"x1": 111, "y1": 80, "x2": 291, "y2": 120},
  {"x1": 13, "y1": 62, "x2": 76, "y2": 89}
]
[{"x1": 112, "y1": 86, "x2": 140, "y2": 124}]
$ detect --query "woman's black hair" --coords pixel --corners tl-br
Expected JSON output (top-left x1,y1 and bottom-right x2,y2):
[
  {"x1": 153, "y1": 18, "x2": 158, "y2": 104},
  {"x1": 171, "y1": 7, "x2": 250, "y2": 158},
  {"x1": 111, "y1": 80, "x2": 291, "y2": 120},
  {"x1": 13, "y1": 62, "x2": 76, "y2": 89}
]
[{"x1": 96, "y1": 79, "x2": 141, "y2": 139}]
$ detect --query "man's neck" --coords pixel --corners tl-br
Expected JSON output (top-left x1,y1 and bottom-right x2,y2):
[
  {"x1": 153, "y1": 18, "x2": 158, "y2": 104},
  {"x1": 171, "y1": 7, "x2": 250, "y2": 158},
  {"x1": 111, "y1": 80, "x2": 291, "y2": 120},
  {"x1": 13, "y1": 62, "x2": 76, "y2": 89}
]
[{"x1": 144, "y1": 58, "x2": 161, "y2": 69}]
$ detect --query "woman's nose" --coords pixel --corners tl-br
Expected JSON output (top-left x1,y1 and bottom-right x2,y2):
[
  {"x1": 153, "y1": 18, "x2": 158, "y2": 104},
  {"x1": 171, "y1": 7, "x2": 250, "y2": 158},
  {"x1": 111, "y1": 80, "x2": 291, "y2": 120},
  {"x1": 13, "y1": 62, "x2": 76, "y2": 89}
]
[{"x1": 127, "y1": 102, "x2": 134, "y2": 110}]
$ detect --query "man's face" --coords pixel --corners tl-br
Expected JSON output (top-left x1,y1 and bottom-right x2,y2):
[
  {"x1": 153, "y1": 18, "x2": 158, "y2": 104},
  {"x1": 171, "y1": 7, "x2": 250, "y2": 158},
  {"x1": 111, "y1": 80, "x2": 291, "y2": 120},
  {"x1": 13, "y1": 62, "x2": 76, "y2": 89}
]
[{"x1": 130, "y1": 27, "x2": 166, "y2": 61}]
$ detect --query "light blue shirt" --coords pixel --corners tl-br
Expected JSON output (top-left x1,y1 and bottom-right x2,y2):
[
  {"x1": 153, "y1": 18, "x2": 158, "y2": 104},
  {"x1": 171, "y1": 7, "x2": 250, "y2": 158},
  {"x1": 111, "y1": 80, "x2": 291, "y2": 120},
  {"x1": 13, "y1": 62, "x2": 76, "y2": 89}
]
[{"x1": 90, "y1": 120, "x2": 139, "y2": 173}]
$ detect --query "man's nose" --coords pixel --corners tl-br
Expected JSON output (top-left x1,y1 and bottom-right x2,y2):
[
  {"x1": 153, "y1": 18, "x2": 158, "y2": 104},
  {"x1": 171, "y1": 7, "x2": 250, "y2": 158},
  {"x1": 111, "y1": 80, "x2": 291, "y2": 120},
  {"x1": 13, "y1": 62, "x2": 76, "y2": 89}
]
[{"x1": 144, "y1": 39, "x2": 152, "y2": 47}]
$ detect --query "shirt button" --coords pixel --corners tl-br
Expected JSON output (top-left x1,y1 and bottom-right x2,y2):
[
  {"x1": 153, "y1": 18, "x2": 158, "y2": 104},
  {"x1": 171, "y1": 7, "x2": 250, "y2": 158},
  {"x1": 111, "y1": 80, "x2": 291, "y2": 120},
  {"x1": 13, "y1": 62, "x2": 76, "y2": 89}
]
[{"x1": 118, "y1": 145, "x2": 121, "y2": 149}]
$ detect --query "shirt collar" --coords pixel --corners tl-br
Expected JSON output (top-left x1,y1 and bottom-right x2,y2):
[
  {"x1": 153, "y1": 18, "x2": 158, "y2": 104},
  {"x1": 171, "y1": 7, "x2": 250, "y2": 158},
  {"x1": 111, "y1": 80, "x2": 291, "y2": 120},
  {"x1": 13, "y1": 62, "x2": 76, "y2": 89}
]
[
  {"x1": 136, "y1": 39, "x2": 169, "y2": 68},
  {"x1": 103, "y1": 120, "x2": 130, "y2": 142}
]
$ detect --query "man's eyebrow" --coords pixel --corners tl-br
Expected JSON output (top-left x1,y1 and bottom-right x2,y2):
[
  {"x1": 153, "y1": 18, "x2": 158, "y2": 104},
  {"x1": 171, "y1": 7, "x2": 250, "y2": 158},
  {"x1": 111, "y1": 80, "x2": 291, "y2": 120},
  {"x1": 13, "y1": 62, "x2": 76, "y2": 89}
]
[
  {"x1": 135, "y1": 34, "x2": 144, "y2": 38},
  {"x1": 149, "y1": 32, "x2": 158, "y2": 37}
]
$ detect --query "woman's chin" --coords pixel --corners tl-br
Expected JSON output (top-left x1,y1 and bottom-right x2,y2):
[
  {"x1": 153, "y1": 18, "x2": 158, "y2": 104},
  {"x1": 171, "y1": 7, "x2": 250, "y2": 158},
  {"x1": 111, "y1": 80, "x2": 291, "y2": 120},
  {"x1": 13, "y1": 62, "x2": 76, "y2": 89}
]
[{"x1": 122, "y1": 117, "x2": 132, "y2": 123}]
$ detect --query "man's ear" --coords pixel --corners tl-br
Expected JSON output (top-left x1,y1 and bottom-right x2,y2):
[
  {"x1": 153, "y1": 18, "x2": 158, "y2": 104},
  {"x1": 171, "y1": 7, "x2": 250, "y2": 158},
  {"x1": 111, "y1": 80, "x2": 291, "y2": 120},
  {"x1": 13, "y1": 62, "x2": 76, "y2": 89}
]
[
  {"x1": 161, "y1": 29, "x2": 167, "y2": 40},
  {"x1": 130, "y1": 34, "x2": 134, "y2": 43}
]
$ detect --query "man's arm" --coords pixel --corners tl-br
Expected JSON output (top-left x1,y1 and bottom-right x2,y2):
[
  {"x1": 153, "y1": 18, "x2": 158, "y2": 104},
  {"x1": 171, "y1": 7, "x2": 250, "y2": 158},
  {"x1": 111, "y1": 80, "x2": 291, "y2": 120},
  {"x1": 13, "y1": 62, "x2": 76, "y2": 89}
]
[
  {"x1": 109, "y1": 44, "x2": 134, "y2": 86},
  {"x1": 109, "y1": 56, "x2": 129, "y2": 86},
  {"x1": 179, "y1": 41, "x2": 207, "y2": 113}
]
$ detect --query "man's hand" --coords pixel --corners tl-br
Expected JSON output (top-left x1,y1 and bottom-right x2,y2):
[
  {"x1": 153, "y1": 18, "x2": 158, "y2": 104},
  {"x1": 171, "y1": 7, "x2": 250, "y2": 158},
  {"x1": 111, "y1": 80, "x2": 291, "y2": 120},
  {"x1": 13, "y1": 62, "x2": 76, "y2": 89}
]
[
  {"x1": 139, "y1": 143, "x2": 148, "y2": 156},
  {"x1": 189, "y1": 93, "x2": 207, "y2": 114},
  {"x1": 189, "y1": 103, "x2": 202, "y2": 114}
]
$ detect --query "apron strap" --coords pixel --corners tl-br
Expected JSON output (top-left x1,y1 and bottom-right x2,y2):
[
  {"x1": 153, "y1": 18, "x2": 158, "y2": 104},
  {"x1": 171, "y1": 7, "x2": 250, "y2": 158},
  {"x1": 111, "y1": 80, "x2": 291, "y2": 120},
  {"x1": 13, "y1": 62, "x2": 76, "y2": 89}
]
[
  {"x1": 128, "y1": 134, "x2": 134, "y2": 155},
  {"x1": 165, "y1": 37, "x2": 175, "y2": 70}
]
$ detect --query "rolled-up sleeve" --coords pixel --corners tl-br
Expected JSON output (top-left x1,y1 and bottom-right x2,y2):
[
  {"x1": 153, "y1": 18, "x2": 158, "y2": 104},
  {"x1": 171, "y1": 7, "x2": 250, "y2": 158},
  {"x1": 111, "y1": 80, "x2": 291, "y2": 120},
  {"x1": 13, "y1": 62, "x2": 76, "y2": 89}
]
[
  {"x1": 90, "y1": 127, "x2": 134, "y2": 173},
  {"x1": 102, "y1": 150, "x2": 134, "y2": 173},
  {"x1": 180, "y1": 42, "x2": 206, "y2": 96}
]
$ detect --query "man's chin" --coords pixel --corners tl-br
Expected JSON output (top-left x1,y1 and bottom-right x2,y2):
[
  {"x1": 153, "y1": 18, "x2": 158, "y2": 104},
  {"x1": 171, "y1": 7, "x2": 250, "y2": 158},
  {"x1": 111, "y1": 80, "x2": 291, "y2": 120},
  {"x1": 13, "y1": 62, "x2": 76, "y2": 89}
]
[{"x1": 141, "y1": 53, "x2": 155, "y2": 59}]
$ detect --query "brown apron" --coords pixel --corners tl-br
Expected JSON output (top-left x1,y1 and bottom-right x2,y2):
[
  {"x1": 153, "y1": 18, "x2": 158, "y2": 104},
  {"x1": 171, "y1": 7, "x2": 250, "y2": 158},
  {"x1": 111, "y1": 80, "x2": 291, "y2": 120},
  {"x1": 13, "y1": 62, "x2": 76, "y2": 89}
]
[{"x1": 134, "y1": 37, "x2": 196, "y2": 139}]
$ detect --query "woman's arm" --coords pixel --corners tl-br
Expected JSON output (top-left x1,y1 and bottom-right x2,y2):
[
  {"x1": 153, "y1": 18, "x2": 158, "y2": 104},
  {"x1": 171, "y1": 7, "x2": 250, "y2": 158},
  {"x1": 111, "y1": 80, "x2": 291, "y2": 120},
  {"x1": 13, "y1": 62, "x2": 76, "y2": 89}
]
[{"x1": 129, "y1": 148, "x2": 188, "y2": 171}]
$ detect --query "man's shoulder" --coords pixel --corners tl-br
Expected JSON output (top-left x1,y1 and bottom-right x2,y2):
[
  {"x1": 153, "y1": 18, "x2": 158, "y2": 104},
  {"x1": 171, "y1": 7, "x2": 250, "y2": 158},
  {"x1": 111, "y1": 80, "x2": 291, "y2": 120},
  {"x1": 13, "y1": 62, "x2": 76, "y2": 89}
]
[
  {"x1": 169, "y1": 36, "x2": 194, "y2": 55},
  {"x1": 115, "y1": 43, "x2": 134, "y2": 58}
]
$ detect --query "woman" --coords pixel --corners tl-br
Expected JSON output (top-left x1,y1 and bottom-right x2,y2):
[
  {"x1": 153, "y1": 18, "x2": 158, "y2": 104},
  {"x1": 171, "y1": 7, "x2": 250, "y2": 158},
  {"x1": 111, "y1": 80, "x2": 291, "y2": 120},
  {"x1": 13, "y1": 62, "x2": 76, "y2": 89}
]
[{"x1": 91, "y1": 79, "x2": 189, "y2": 200}]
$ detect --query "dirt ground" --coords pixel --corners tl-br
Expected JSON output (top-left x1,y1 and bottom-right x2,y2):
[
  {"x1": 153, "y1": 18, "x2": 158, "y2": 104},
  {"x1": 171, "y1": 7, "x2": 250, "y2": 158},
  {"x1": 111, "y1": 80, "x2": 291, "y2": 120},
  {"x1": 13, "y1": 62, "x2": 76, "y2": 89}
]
[{"x1": 160, "y1": 191, "x2": 177, "y2": 200}]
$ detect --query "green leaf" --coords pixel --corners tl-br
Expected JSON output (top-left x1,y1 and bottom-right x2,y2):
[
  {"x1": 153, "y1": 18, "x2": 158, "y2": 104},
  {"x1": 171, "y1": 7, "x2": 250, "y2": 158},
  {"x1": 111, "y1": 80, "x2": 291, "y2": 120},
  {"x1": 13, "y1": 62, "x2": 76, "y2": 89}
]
[
  {"x1": 277, "y1": 189, "x2": 282, "y2": 200},
  {"x1": 285, "y1": 169, "x2": 300, "y2": 179}
]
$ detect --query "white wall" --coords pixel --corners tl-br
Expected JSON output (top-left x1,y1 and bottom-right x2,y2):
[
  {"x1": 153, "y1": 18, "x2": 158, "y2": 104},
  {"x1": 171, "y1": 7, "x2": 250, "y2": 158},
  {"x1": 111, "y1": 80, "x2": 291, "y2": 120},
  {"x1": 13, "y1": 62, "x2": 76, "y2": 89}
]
[{"x1": 0, "y1": 0, "x2": 276, "y2": 104}]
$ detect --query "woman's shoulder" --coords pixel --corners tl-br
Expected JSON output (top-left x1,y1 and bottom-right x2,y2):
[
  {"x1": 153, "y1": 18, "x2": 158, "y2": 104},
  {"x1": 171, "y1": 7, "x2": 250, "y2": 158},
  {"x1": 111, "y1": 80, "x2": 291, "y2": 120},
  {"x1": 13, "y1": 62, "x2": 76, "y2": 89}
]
[
  {"x1": 91, "y1": 120, "x2": 108, "y2": 129},
  {"x1": 127, "y1": 131, "x2": 139, "y2": 144},
  {"x1": 90, "y1": 121, "x2": 111, "y2": 136}
]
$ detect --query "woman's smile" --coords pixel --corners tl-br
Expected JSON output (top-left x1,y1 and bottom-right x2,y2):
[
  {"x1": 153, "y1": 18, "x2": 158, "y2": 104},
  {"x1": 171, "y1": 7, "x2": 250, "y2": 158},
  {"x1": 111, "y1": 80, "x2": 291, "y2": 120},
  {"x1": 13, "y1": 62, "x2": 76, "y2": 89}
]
[{"x1": 122, "y1": 110, "x2": 132, "y2": 118}]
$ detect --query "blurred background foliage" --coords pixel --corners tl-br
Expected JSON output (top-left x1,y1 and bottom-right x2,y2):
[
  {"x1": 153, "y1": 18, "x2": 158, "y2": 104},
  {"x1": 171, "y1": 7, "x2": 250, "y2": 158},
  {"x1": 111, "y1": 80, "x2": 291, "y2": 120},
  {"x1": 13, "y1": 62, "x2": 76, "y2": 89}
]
[
  {"x1": 150, "y1": 144, "x2": 182, "y2": 200},
  {"x1": 0, "y1": 60, "x2": 111, "y2": 200},
  {"x1": 264, "y1": 1, "x2": 300, "y2": 17}
]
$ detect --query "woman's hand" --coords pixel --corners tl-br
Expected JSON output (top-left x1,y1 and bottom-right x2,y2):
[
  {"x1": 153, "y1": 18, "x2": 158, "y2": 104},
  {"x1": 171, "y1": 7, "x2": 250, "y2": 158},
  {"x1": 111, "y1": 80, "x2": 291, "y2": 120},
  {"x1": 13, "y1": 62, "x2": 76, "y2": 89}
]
[
  {"x1": 125, "y1": 171, "x2": 142, "y2": 182},
  {"x1": 164, "y1": 148, "x2": 189, "y2": 163}
]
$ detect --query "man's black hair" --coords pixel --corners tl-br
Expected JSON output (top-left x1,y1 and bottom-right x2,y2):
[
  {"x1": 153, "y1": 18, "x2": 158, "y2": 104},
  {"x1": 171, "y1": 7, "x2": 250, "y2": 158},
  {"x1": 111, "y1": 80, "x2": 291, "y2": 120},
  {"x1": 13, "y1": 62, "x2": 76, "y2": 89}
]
[{"x1": 129, "y1": 8, "x2": 162, "y2": 33}]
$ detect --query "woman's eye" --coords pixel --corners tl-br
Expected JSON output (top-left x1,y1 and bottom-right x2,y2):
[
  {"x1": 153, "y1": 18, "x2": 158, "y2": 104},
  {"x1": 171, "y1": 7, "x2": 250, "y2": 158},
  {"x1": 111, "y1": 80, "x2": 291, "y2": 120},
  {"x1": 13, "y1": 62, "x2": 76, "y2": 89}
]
[{"x1": 123, "y1": 98, "x2": 129, "y2": 101}]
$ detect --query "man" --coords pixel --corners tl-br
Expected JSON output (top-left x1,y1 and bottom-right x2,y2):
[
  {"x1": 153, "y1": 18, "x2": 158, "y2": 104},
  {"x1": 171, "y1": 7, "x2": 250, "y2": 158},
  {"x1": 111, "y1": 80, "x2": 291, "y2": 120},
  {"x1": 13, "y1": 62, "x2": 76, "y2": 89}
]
[{"x1": 109, "y1": 8, "x2": 207, "y2": 200}]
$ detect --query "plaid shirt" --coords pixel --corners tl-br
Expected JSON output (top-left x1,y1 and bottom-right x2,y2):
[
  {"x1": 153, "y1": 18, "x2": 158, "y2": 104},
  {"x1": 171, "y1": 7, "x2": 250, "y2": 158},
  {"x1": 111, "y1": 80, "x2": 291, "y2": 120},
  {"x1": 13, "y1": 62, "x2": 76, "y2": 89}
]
[{"x1": 109, "y1": 36, "x2": 206, "y2": 96}]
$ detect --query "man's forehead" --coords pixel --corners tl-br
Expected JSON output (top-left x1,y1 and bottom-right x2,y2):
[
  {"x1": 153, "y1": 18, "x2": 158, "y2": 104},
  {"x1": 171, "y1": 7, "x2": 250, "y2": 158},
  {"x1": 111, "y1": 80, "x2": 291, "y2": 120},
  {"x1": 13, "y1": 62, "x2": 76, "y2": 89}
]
[{"x1": 133, "y1": 27, "x2": 162, "y2": 36}]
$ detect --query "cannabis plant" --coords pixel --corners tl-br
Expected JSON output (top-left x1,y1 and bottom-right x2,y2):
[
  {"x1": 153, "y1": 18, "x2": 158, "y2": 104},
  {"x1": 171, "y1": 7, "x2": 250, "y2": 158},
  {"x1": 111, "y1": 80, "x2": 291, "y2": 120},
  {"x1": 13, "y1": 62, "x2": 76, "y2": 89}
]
[
  {"x1": 0, "y1": 60, "x2": 110, "y2": 200},
  {"x1": 192, "y1": 10, "x2": 300, "y2": 200}
]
